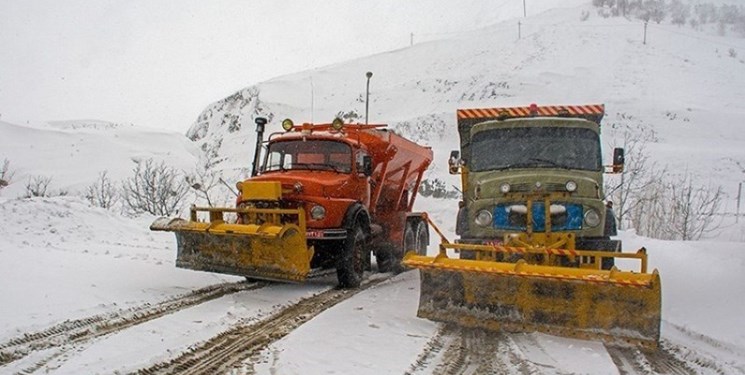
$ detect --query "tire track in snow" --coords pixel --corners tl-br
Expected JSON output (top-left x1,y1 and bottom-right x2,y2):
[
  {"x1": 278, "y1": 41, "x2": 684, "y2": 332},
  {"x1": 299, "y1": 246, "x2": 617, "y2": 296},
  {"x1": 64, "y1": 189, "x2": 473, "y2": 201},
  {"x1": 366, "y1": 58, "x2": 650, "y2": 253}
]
[
  {"x1": 404, "y1": 326, "x2": 447, "y2": 375},
  {"x1": 664, "y1": 323, "x2": 745, "y2": 374},
  {"x1": 136, "y1": 276, "x2": 395, "y2": 375},
  {"x1": 0, "y1": 280, "x2": 265, "y2": 370},
  {"x1": 606, "y1": 344, "x2": 696, "y2": 375},
  {"x1": 406, "y1": 324, "x2": 538, "y2": 375}
]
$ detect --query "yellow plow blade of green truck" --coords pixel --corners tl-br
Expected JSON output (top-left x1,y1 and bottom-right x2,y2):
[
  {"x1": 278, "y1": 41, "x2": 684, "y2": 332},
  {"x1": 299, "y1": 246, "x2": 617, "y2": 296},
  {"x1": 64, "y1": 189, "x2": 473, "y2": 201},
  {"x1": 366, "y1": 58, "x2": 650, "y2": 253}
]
[
  {"x1": 403, "y1": 252, "x2": 661, "y2": 348},
  {"x1": 151, "y1": 206, "x2": 314, "y2": 282}
]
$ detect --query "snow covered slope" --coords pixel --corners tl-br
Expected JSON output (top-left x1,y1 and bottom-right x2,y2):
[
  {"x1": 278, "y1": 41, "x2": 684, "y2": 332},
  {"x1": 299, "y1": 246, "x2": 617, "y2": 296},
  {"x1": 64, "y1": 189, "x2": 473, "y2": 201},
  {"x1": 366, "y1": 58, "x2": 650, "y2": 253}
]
[
  {"x1": 186, "y1": 4, "x2": 745, "y2": 211},
  {"x1": 0, "y1": 120, "x2": 200, "y2": 199}
]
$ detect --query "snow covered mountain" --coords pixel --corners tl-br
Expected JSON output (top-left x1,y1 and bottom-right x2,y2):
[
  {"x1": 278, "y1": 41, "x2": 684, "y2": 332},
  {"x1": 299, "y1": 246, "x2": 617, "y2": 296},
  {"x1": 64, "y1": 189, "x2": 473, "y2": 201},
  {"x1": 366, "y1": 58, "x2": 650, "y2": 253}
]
[{"x1": 186, "y1": 4, "x2": 745, "y2": 211}]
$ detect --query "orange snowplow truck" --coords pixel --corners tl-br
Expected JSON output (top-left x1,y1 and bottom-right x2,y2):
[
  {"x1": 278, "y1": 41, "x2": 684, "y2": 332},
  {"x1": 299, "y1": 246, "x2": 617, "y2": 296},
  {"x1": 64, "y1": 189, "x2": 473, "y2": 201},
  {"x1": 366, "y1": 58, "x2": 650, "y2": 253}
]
[{"x1": 152, "y1": 117, "x2": 433, "y2": 288}]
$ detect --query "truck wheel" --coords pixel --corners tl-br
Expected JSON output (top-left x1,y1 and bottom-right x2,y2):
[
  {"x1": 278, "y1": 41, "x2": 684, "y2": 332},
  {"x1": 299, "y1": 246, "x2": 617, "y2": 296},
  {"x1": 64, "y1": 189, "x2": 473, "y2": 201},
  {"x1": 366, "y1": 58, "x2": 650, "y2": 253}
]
[
  {"x1": 578, "y1": 238, "x2": 619, "y2": 270},
  {"x1": 413, "y1": 221, "x2": 429, "y2": 256},
  {"x1": 337, "y1": 224, "x2": 366, "y2": 288},
  {"x1": 600, "y1": 238, "x2": 616, "y2": 270},
  {"x1": 601, "y1": 256, "x2": 615, "y2": 270},
  {"x1": 404, "y1": 224, "x2": 416, "y2": 254},
  {"x1": 404, "y1": 220, "x2": 429, "y2": 256},
  {"x1": 375, "y1": 243, "x2": 402, "y2": 274}
]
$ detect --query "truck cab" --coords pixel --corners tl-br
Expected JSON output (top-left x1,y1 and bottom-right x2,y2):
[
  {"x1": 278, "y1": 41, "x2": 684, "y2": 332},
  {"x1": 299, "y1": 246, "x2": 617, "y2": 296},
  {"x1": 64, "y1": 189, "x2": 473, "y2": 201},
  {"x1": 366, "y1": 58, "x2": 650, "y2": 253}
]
[{"x1": 451, "y1": 104, "x2": 623, "y2": 268}]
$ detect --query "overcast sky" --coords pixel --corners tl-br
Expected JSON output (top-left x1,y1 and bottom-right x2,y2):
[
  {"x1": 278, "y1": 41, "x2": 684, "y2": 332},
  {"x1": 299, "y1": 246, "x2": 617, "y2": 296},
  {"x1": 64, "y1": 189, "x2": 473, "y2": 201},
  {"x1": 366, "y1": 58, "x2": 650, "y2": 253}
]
[{"x1": 1, "y1": 0, "x2": 583, "y2": 132}]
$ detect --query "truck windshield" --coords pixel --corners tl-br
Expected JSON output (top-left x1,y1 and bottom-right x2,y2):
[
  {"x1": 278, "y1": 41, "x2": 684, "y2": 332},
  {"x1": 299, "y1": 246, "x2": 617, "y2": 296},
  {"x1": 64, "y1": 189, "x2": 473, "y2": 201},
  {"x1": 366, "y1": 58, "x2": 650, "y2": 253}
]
[
  {"x1": 263, "y1": 140, "x2": 352, "y2": 173},
  {"x1": 470, "y1": 127, "x2": 601, "y2": 172}
]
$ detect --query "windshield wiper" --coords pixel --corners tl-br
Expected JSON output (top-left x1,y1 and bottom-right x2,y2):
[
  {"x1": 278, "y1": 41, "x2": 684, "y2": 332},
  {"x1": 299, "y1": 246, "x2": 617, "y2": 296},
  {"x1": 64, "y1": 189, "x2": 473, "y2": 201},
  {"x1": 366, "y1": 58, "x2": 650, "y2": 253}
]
[
  {"x1": 529, "y1": 158, "x2": 573, "y2": 169},
  {"x1": 291, "y1": 163, "x2": 343, "y2": 173},
  {"x1": 497, "y1": 162, "x2": 536, "y2": 170}
]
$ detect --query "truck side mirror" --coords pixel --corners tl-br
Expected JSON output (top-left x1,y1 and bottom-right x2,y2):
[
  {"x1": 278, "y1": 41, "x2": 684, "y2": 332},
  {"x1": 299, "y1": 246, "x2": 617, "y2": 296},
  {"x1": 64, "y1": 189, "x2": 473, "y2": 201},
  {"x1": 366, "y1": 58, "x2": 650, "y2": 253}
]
[
  {"x1": 448, "y1": 150, "x2": 460, "y2": 175},
  {"x1": 362, "y1": 155, "x2": 373, "y2": 177},
  {"x1": 612, "y1": 148, "x2": 625, "y2": 173}
]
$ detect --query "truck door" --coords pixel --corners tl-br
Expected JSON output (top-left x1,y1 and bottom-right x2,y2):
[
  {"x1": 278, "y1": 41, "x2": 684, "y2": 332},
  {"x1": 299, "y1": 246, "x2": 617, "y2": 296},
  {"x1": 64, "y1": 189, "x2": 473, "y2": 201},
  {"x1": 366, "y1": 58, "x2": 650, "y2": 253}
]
[{"x1": 355, "y1": 150, "x2": 372, "y2": 207}]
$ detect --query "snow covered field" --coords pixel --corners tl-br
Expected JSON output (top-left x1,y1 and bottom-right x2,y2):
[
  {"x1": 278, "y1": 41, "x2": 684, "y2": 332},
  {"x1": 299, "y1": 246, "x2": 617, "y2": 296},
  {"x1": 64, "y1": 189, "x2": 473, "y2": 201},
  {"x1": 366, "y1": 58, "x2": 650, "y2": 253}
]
[{"x1": 2, "y1": 2, "x2": 745, "y2": 374}]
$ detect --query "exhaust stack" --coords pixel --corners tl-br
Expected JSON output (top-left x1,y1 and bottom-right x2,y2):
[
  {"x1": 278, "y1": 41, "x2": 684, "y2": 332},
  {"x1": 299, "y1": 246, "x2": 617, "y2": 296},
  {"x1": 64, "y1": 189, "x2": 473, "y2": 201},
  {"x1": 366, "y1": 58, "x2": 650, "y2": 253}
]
[{"x1": 251, "y1": 117, "x2": 267, "y2": 177}]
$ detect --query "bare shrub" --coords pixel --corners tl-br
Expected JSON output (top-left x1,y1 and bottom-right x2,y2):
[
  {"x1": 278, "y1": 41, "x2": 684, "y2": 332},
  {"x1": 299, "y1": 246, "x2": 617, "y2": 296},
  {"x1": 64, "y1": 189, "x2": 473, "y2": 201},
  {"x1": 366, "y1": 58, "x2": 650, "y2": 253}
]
[
  {"x1": 648, "y1": 0, "x2": 667, "y2": 24},
  {"x1": 605, "y1": 115, "x2": 723, "y2": 240},
  {"x1": 184, "y1": 142, "x2": 229, "y2": 207},
  {"x1": 24, "y1": 175, "x2": 52, "y2": 198},
  {"x1": 419, "y1": 178, "x2": 459, "y2": 199},
  {"x1": 604, "y1": 117, "x2": 660, "y2": 230},
  {"x1": 669, "y1": 0, "x2": 690, "y2": 26},
  {"x1": 627, "y1": 177, "x2": 669, "y2": 239},
  {"x1": 86, "y1": 171, "x2": 119, "y2": 209},
  {"x1": 186, "y1": 168, "x2": 220, "y2": 207},
  {"x1": 665, "y1": 173, "x2": 723, "y2": 240},
  {"x1": 0, "y1": 158, "x2": 14, "y2": 191},
  {"x1": 122, "y1": 159, "x2": 189, "y2": 216},
  {"x1": 615, "y1": 170, "x2": 723, "y2": 240}
]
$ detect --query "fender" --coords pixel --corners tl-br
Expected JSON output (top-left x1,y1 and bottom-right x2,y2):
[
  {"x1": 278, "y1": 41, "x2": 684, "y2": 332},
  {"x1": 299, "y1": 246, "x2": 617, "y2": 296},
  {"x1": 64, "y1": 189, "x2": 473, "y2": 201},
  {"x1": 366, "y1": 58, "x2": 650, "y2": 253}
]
[{"x1": 342, "y1": 202, "x2": 371, "y2": 234}]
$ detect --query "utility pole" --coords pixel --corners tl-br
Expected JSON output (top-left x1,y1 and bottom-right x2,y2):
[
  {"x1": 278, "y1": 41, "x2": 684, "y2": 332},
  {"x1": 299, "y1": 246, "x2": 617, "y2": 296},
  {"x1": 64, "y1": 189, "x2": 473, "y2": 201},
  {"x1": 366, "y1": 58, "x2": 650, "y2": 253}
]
[
  {"x1": 365, "y1": 72, "x2": 373, "y2": 125},
  {"x1": 643, "y1": 21, "x2": 648, "y2": 44},
  {"x1": 518, "y1": 21, "x2": 522, "y2": 39},
  {"x1": 523, "y1": 0, "x2": 527, "y2": 17},
  {"x1": 737, "y1": 181, "x2": 743, "y2": 223},
  {"x1": 410, "y1": 32, "x2": 414, "y2": 46}
]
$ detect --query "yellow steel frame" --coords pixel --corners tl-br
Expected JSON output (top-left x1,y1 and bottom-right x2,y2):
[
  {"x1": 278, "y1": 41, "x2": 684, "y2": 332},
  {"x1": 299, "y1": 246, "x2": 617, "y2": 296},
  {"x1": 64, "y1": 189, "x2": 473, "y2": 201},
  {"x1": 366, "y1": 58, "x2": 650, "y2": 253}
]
[
  {"x1": 188, "y1": 205, "x2": 307, "y2": 235},
  {"x1": 415, "y1": 211, "x2": 650, "y2": 277}
]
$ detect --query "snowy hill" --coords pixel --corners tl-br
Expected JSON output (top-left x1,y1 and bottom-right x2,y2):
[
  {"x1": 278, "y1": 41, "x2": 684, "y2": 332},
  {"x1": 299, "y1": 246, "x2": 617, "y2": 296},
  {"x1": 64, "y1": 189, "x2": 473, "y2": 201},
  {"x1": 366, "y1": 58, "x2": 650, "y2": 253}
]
[
  {"x1": 187, "y1": 5, "x2": 745, "y2": 198},
  {"x1": 0, "y1": 120, "x2": 200, "y2": 199}
]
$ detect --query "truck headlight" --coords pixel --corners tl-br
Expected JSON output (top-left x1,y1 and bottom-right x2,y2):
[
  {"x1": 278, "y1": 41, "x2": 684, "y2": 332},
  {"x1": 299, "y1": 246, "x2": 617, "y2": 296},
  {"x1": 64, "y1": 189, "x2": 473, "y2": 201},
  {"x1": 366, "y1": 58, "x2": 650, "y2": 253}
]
[
  {"x1": 565, "y1": 180, "x2": 577, "y2": 192},
  {"x1": 475, "y1": 209, "x2": 493, "y2": 227},
  {"x1": 584, "y1": 208, "x2": 600, "y2": 227},
  {"x1": 282, "y1": 118, "x2": 294, "y2": 131},
  {"x1": 310, "y1": 205, "x2": 326, "y2": 220},
  {"x1": 500, "y1": 183, "x2": 511, "y2": 194}
]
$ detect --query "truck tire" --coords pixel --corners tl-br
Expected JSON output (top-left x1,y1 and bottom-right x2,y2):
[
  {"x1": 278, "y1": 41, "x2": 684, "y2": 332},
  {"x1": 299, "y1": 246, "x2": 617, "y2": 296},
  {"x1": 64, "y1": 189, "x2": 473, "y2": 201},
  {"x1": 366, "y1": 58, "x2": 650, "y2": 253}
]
[
  {"x1": 600, "y1": 238, "x2": 618, "y2": 270},
  {"x1": 577, "y1": 238, "x2": 620, "y2": 270},
  {"x1": 337, "y1": 223, "x2": 366, "y2": 288},
  {"x1": 407, "y1": 220, "x2": 429, "y2": 256},
  {"x1": 375, "y1": 243, "x2": 402, "y2": 274}
]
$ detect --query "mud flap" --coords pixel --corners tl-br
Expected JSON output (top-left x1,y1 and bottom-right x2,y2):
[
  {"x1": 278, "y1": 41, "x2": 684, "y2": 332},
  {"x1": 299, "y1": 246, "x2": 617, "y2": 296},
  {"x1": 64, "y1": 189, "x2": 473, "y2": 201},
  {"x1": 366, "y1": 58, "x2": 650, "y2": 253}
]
[
  {"x1": 404, "y1": 252, "x2": 661, "y2": 348},
  {"x1": 152, "y1": 218, "x2": 314, "y2": 282}
]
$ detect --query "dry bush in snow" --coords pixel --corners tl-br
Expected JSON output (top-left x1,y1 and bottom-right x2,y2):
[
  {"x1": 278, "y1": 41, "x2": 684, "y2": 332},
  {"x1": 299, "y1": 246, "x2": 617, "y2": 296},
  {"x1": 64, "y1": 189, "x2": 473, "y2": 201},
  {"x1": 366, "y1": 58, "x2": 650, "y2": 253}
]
[
  {"x1": 0, "y1": 158, "x2": 14, "y2": 191},
  {"x1": 665, "y1": 174, "x2": 723, "y2": 240},
  {"x1": 186, "y1": 167, "x2": 220, "y2": 207},
  {"x1": 86, "y1": 171, "x2": 119, "y2": 209},
  {"x1": 122, "y1": 159, "x2": 189, "y2": 216},
  {"x1": 24, "y1": 175, "x2": 53, "y2": 198},
  {"x1": 605, "y1": 116, "x2": 723, "y2": 240}
]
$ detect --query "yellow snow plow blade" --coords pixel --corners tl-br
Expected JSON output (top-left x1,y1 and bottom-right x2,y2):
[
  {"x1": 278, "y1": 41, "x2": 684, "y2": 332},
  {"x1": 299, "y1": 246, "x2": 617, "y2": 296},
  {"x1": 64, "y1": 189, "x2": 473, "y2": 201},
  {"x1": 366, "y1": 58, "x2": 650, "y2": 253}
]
[
  {"x1": 151, "y1": 205, "x2": 314, "y2": 282},
  {"x1": 403, "y1": 245, "x2": 661, "y2": 348}
]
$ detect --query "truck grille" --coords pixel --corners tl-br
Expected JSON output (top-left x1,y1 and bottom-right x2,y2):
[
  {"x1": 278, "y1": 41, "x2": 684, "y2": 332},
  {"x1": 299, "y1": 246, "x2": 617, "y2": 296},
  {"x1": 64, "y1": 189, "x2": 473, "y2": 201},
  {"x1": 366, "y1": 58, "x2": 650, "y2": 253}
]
[{"x1": 493, "y1": 202, "x2": 582, "y2": 231}]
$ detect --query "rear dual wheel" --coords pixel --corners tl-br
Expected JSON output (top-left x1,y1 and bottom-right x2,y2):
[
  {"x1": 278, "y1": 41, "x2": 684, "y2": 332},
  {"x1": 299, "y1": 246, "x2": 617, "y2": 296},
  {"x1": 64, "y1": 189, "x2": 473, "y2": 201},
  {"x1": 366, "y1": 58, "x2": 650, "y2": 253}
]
[
  {"x1": 375, "y1": 243, "x2": 402, "y2": 274},
  {"x1": 404, "y1": 220, "x2": 429, "y2": 256},
  {"x1": 376, "y1": 220, "x2": 429, "y2": 274}
]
